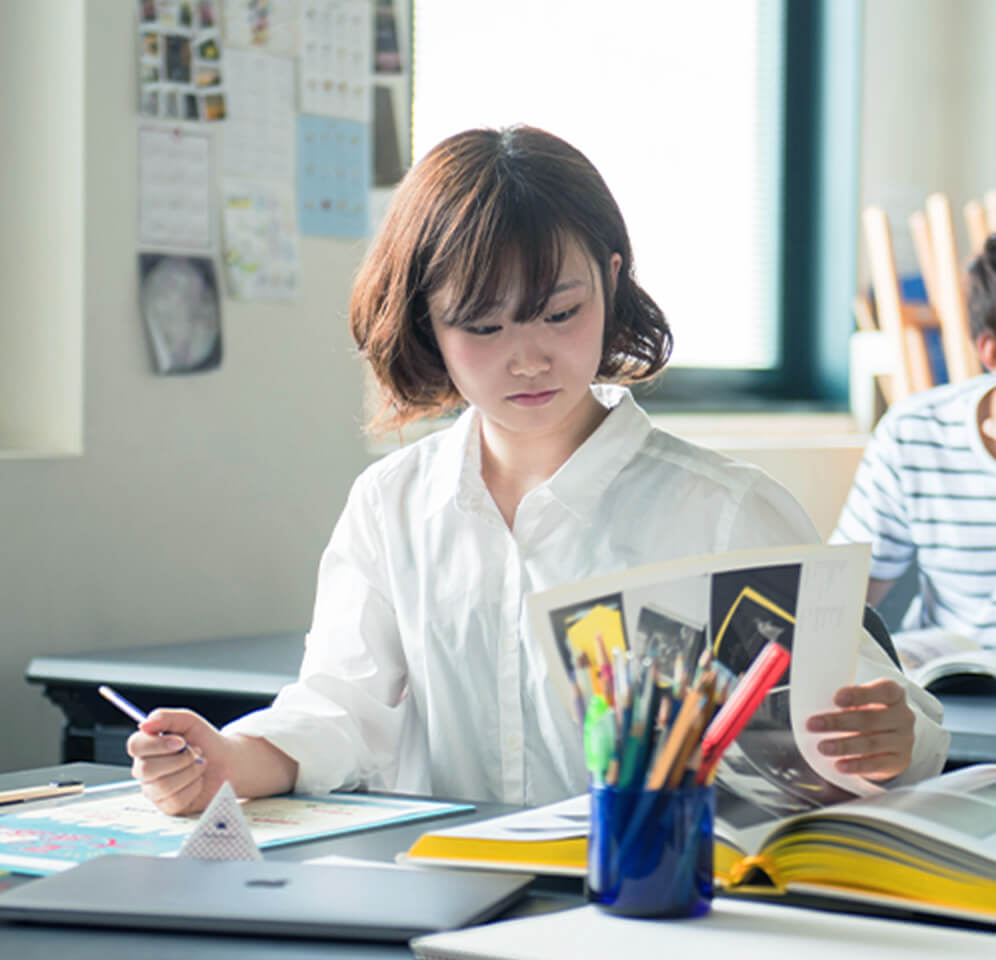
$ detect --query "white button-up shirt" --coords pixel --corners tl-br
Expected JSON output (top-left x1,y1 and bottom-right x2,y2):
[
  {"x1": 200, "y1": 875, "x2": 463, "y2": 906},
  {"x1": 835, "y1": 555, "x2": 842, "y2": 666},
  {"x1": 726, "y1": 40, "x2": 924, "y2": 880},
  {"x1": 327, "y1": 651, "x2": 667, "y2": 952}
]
[{"x1": 227, "y1": 386, "x2": 948, "y2": 804}]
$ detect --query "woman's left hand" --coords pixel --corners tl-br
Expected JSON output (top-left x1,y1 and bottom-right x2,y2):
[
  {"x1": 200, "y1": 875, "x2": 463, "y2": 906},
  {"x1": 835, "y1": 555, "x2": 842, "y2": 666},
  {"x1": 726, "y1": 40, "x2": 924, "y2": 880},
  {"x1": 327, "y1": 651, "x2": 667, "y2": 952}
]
[{"x1": 805, "y1": 678, "x2": 915, "y2": 781}]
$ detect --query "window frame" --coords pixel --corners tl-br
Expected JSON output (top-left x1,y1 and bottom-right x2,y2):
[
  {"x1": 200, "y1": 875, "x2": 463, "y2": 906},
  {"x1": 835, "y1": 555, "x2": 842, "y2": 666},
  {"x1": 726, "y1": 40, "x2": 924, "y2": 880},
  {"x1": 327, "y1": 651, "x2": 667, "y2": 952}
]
[{"x1": 636, "y1": 0, "x2": 862, "y2": 413}]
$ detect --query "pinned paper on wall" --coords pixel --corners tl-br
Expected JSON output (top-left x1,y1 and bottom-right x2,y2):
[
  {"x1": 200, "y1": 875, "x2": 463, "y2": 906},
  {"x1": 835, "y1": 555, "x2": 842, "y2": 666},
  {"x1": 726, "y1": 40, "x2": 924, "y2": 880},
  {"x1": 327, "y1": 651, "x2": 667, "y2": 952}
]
[
  {"x1": 222, "y1": 49, "x2": 297, "y2": 181},
  {"x1": 221, "y1": 179, "x2": 301, "y2": 301},
  {"x1": 374, "y1": 0, "x2": 403, "y2": 73},
  {"x1": 299, "y1": 0, "x2": 372, "y2": 122},
  {"x1": 139, "y1": 253, "x2": 223, "y2": 375},
  {"x1": 223, "y1": 0, "x2": 299, "y2": 55},
  {"x1": 139, "y1": 126, "x2": 213, "y2": 251},
  {"x1": 297, "y1": 114, "x2": 369, "y2": 238},
  {"x1": 137, "y1": 0, "x2": 226, "y2": 122}
]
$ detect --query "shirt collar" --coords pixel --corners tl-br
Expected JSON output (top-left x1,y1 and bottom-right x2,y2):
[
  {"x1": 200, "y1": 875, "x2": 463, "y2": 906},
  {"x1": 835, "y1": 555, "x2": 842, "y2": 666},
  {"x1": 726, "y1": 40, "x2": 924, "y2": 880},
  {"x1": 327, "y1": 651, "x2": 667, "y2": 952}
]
[
  {"x1": 424, "y1": 405, "x2": 483, "y2": 517},
  {"x1": 546, "y1": 385, "x2": 653, "y2": 520},
  {"x1": 424, "y1": 385, "x2": 653, "y2": 519}
]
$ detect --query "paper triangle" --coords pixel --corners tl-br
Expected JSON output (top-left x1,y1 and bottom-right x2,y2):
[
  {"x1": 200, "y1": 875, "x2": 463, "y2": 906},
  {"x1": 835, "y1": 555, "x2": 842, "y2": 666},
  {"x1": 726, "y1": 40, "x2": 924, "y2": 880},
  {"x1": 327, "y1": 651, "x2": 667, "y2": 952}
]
[{"x1": 177, "y1": 781, "x2": 262, "y2": 861}]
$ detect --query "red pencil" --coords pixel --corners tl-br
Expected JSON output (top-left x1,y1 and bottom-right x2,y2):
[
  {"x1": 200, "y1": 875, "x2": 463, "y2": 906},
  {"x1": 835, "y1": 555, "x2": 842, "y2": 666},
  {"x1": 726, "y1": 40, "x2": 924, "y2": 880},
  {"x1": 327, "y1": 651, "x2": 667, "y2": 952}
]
[{"x1": 696, "y1": 640, "x2": 791, "y2": 784}]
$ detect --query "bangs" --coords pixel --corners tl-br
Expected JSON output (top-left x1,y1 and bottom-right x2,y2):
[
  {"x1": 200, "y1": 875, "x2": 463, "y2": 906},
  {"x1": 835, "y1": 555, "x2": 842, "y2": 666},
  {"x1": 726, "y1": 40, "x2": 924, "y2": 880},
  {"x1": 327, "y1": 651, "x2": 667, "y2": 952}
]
[{"x1": 425, "y1": 187, "x2": 570, "y2": 328}]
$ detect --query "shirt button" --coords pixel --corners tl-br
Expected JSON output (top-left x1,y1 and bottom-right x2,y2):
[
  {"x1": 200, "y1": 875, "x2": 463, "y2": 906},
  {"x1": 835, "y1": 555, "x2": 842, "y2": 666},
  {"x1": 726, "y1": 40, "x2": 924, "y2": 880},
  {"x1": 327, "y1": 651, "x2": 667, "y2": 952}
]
[{"x1": 504, "y1": 734, "x2": 521, "y2": 751}]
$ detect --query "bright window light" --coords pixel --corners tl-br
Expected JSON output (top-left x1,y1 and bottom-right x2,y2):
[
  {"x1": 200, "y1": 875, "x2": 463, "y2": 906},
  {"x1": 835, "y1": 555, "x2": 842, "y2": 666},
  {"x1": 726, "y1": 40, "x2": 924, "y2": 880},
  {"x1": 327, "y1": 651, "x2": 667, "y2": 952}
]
[{"x1": 412, "y1": 0, "x2": 784, "y2": 370}]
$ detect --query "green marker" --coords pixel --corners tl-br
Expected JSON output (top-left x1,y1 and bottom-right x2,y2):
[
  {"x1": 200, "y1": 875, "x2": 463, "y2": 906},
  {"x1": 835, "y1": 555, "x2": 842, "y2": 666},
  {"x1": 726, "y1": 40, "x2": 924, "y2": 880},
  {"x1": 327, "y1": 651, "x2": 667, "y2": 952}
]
[{"x1": 583, "y1": 694, "x2": 616, "y2": 784}]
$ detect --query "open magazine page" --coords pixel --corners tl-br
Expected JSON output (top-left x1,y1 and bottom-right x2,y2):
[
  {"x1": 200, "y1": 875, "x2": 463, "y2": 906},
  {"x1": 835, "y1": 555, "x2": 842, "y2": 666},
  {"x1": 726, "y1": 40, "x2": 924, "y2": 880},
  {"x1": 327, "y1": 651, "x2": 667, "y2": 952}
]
[{"x1": 527, "y1": 542, "x2": 876, "y2": 821}]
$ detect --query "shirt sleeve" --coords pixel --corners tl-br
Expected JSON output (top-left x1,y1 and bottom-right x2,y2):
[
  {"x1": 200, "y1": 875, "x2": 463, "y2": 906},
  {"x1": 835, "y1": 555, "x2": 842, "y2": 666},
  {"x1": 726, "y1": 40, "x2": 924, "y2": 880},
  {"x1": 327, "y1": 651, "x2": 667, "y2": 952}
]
[
  {"x1": 830, "y1": 417, "x2": 915, "y2": 582},
  {"x1": 223, "y1": 473, "x2": 414, "y2": 796},
  {"x1": 724, "y1": 468, "x2": 822, "y2": 550}
]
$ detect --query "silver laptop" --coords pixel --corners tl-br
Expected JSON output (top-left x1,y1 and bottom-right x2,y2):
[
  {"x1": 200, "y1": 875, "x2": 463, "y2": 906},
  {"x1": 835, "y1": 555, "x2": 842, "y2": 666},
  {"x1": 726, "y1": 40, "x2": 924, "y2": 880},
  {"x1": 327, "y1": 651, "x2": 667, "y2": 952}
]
[{"x1": 0, "y1": 855, "x2": 533, "y2": 942}]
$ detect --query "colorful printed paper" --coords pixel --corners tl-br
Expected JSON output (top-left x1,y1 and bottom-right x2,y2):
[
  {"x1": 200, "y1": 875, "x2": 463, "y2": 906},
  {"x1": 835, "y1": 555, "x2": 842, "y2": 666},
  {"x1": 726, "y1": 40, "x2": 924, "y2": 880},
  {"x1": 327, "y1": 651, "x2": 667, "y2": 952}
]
[
  {"x1": 221, "y1": 179, "x2": 301, "y2": 300},
  {"x1": 0, "y1": 786, "x2": 473, "y2": 876},
  {"x1": 137, "y1": 0, "x2": 226, "y2": 122},
  {"x1": 224, "y1": 0, "x2": 299, "y2": 55},
  {"x1": 297, "y1": 114, "x2": 369, "y2": 237}
]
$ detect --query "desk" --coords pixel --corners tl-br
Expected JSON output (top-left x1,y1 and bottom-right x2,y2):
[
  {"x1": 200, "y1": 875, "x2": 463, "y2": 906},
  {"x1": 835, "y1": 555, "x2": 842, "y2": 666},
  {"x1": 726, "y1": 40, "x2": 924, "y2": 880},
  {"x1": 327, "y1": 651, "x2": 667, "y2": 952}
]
[
  {"x1": 1, "y1": 765, "x2": 993, "y2": 959},
  {"x1": 937, "y1": 694, "x2": 996, "y2": 766},
  {"x1": 26, "y1": 633, "x2": 996, "y2": 768},
  {"x1": 0, "y1": 763, "x2": 580, "y2": 959}
]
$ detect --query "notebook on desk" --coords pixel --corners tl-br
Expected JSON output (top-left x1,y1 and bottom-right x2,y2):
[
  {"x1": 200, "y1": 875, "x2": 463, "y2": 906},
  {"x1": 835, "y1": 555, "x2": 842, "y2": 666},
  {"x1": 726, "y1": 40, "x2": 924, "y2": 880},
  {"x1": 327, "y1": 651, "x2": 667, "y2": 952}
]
[
  {"x1": 0, "y1": 854, "x2": 533, "y2": 942},
  {"x1": 410, "y1": 900, "x2": 996, "y2": 960}
]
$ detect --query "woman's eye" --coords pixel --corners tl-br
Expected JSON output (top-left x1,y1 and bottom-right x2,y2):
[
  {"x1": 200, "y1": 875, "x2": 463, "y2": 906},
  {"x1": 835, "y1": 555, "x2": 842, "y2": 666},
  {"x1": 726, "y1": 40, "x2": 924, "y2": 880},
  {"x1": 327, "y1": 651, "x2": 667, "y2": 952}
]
[
  {"x1": 546, "y1": 305, "x2": 580, "y2": 324},
  {"x1": 465, "y1": 324, "x2": 502, "y2": 336}
]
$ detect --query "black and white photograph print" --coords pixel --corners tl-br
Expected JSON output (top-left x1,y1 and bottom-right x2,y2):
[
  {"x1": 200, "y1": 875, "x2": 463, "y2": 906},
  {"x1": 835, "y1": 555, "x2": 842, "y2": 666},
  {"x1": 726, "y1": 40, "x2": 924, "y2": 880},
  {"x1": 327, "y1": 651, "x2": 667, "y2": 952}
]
[
  {"x1": 633, "y1": 604, "x2": 706, "y2": 681},
  {"x1": 706, "y1": 562, "x2": 855, "y2": 817},
  {"x1": 711, "y1": 562, "x2": 800, "y2": 674},
  {"x1": 139, "y1": 253, "x2": 222, "y2": 374}
]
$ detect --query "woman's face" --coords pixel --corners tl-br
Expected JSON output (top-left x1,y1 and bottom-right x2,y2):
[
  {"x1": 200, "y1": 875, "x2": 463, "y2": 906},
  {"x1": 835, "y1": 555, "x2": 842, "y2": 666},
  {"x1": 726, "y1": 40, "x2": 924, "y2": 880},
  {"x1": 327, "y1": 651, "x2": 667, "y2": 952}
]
[{"x1": 428, "y1": 238, "x2": 620, "y2": 445}]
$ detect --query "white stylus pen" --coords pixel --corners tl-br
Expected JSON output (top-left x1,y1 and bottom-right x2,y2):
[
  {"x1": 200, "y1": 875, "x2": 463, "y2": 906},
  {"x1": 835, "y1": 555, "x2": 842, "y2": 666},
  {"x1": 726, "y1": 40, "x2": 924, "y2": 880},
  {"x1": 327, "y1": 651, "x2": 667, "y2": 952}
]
[{"x1": 97, "y1": 684, "x2": 148, "y2": 724}]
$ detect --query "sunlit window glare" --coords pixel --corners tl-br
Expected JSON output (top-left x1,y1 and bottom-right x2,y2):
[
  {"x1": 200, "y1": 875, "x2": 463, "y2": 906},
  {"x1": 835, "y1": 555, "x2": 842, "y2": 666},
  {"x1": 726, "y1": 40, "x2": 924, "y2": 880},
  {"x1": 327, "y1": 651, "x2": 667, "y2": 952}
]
[{"x1": 412, "y1": 0, "x2": 783, "y2": 370}]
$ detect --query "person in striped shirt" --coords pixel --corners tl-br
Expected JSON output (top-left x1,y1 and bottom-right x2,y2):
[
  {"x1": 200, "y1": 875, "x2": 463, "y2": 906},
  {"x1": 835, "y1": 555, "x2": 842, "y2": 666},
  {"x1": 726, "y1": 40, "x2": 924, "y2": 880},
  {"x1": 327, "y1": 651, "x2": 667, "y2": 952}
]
[{"x1": 832, "y1": 236, "x2": 996, "y2": 648}]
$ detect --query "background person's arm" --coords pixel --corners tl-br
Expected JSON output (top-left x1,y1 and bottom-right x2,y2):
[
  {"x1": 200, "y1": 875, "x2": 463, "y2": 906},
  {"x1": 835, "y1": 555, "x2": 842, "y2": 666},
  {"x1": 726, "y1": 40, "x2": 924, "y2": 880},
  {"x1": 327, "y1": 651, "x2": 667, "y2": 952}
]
[{"x1": 866, "y1": 577, "x2": 896, "y2": 609}]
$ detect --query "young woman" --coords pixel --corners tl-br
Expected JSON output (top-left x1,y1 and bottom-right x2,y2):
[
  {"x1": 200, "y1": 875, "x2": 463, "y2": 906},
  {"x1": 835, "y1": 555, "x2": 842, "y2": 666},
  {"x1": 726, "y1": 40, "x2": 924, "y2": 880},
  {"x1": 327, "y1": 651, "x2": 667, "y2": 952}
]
[{"x1": 129, "y1": 127, "x2": 947, "y2": 815}]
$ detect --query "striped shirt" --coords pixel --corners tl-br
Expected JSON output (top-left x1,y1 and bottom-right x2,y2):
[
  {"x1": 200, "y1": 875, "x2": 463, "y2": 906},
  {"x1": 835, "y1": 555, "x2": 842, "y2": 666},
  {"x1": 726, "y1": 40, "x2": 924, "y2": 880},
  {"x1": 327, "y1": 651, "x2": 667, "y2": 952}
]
[{"x1": 832, "y1": 375, "x2": 996, "y2": 647}]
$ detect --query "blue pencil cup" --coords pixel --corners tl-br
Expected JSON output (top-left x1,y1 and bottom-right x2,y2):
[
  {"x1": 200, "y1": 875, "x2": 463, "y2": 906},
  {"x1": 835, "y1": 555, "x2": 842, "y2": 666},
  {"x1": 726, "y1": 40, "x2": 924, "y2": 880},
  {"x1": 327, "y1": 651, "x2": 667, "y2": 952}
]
[{"x1": 587, "y1": 783, "x2": 715, "y2": 918}]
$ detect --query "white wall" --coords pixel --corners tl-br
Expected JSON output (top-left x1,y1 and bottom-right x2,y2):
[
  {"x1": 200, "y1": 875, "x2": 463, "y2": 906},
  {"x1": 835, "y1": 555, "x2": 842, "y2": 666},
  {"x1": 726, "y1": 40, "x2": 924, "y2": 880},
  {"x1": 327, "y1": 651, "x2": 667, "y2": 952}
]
[
  {"x1": 0, "y1": 1, "x2": 372, "y2": 771},
  {"x1": 860, "y1": 0, "x2": 996, "y2": 278}
]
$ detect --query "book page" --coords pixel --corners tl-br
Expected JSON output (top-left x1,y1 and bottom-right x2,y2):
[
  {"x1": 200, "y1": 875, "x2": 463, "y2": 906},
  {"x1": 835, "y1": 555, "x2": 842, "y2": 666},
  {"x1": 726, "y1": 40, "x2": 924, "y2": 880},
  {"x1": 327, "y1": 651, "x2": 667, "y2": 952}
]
[
  {"x1": 893, "y1": 627, "x2": 982, "y2": 672},
  {"x1": 767, "y1": 764, "x2": 996, "y2": 876},
  {"x1": 527, "y1": 542, "x2": 877, "y2": 821},
  {"x1": 420, "y1": 794, "x2": 589, "y2": 844},
  {"x1": 915, "y1": 649, "x2": 996, "y2": 689}
]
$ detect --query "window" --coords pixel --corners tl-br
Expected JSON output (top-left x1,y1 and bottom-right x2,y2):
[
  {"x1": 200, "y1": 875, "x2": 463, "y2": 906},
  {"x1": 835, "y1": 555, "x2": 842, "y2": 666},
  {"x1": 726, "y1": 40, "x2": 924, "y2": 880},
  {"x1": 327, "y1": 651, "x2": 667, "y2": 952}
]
[{"x1": 413, "y1": 3, "x2": 783, "y2": 365}]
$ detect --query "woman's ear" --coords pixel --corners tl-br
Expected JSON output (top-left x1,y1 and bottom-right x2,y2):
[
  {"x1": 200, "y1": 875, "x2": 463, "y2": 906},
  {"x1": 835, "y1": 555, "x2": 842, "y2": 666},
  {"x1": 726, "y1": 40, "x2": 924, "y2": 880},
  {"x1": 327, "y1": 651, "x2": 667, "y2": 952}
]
[
  {"x1": 608, "y1": 253, "x2": 622, "y2": 294},
  {"x1": 976, "y1": 330, "x2": 996, "y2": 372}
]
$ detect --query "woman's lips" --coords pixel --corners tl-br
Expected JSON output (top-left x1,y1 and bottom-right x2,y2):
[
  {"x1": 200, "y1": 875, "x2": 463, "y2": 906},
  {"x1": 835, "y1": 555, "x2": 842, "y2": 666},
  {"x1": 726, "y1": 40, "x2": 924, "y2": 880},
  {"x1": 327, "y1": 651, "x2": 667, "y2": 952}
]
[{"x1": 508, "y1": 390, "x2": 559, "y2": 407}]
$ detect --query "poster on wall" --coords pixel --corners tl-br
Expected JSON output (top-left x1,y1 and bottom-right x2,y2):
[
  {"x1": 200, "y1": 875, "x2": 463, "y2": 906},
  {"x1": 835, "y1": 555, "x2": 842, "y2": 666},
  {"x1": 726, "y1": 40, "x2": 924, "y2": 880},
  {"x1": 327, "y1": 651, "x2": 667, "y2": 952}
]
[
  {"x1": 222, "y1": 49, "x2": 296, "y2": 181},
  {"x1": 223, "y1": 0, "x2": 299, "y2": 55},
  {"x1": 139, "y1": 254, "x2": 223, "y2": 374},
  {"x1": 138, "y1": 127, "x2": 214, "y2": 251},
  {"x1": 221, "y1": 180, "x2": 301, "y2": 301},
  {"x1": 137, "y1": 0, "x2": 227, "y2": 122},
  {"x1": 297, "y1": 114, "x2": 369, "y2": 238},
  {"x1": 374, "y1": 0, "x2": 402, "y2": 73},
  {"x1": 298, "y1": 0, "x2": 371, "y2": 122}
]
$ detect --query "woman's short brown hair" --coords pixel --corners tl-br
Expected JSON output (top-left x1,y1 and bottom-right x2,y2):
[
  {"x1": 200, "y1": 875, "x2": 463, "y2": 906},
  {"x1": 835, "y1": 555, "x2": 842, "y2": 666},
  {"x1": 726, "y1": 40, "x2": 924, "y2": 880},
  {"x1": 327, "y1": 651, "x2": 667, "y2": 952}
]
[{"x1": 350, "y1": 125, "x2": 672, "y2": 432}]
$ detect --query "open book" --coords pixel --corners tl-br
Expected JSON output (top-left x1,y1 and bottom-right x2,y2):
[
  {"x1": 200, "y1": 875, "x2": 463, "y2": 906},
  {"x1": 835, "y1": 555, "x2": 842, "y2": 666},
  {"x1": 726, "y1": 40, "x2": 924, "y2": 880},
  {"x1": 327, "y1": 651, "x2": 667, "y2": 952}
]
[
  {"x1": 402, "y1": 794, "x2": 588, "y2": 876},
  {"x1": 714, "y1": 763, "x2": 996, "y2": 923},
  {"x1": 402, "y1": 766, "x2": 996, "y2": 925},
  {"x1": 892, "y1": 627, "x2": 996, "y2": 693}
]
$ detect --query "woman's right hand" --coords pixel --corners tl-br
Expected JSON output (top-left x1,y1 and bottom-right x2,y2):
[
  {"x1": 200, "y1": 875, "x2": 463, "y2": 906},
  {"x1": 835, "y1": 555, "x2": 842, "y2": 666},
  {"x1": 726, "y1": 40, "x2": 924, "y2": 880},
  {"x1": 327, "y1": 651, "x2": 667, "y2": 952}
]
[{"x1": 126, "y1": 708, "x2": 233, "y2": 816}]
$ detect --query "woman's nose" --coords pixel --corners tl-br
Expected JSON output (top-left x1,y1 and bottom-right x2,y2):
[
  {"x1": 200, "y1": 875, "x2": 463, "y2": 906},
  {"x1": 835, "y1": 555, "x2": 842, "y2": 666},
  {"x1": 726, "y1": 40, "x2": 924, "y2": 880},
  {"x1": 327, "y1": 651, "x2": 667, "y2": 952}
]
[{"x1": 508, "y1": 325, "x2": 552, "y2": 377}]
